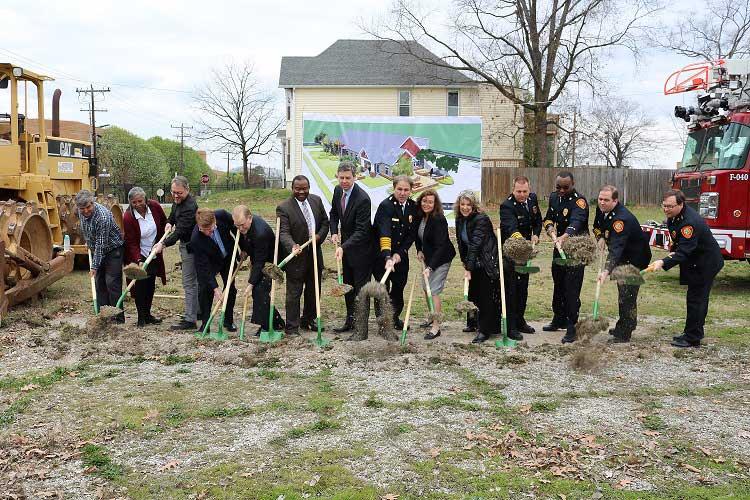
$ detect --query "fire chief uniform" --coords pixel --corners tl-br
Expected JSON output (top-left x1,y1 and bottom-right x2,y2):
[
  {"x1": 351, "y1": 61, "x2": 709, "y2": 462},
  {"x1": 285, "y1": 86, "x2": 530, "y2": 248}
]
[
  {"x1": 662, "y1": 205, "x2": 723, "y2": 346},
  {"x1": 593, "y1": 203, "x2": 651, "y2": 342},
  {"x1": 372, "y1": 194, "x2": 418, "y2": 327},
  {"x1": 543, "y1": 189, "x2": 589, "y2": 343},
  {"x1": 499, "y1": 192, "x2": 542, "y2": 333}
]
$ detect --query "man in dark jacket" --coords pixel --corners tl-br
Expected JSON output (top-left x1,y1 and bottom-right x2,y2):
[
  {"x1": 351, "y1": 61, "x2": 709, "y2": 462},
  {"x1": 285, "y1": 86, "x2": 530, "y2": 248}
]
[
  {"x1": 542, "y1": 171, "x2": 589, "y2": 343},
  {"x1": 329, "y1": 161, "x2": 372, "y2": 333},
  {"x1": 500, "y1": 176, "x2": 542, "y2": 336},
  {"x1": 153, "y1": 176, "x2": 200, "y2": 330},
  {"x1": 652, "y1": 189, "x2": 724, "y2": 348},
  {"x1": 593, "y1": 185, "x2": 651, "y2": 343},
  {"x1": 232, "y1": 205, "x2": 285, "y2": 336},
  {"x1": 190, "y1": 208, "x2": 239, "y2": 333}
]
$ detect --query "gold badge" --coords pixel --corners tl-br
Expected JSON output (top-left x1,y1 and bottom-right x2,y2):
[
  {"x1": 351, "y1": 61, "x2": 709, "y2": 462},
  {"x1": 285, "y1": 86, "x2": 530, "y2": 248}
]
[
  {"x1": 576, "y1": 199, "x2": 586, "y2": 209},
  {"x1": 613, "y1": 220, "x2": 624, "y2": 233},
  {"x1": 681, "y1": 225, "x2": 694, "y2": 239},
  {"x1": 605, "y1": 230, "x2": 610, "y2": 238},
  {"x1": 563, "y1": 208, "x2": 568, "y2": 216},
  {"x1": 408, "y1": 215, "x2": 413, "y2": 223},
  {"x1": 671, "y1": 230, "x2": 677, "y2": 239}
]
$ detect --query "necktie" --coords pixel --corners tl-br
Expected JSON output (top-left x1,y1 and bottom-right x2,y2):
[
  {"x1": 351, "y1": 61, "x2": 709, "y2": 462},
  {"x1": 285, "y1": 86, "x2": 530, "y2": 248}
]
[
  {"x1": 523, "y1": 202, "x2": 529, "y2": 214},
  {"x1": 301, "y1": 200, "x2": 315, "y2": 237},
  {"x1": 341, "y1": 191, "x2": 347, "y2": 214},
  {"x1": 401, "y1": 203, "x2": 405, "y2": 216}
]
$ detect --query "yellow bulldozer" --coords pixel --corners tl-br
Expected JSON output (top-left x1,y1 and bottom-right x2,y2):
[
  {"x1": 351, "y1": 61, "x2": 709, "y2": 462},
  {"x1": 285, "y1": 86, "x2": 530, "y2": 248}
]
[{"x1": 0, "y1": 63, "x2": 122, "y2": 314}]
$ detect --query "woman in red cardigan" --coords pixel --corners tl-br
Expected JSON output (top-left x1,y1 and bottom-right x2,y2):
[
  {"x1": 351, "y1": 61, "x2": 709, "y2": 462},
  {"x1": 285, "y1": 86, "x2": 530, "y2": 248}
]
[{"x1": 123, "y1": 187, "x2": 168, "y2": 327}]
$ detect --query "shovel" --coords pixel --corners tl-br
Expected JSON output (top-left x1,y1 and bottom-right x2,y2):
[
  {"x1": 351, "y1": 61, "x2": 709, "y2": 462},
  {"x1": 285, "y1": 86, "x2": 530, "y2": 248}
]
[
  {"x1": 515, "y1": 240, "x2": 540, "y2": 274},
  {"x1": 262, "y1": 238, "x2": 314, "y2": 281},
  {"x1": 550, "y1": 231, "x2": 569, "y2": 266},
  {"x1": 400, "y1": 278, "x2": 416, "y2": 347},
  {"x1": 495, "y1": 227, "x2": 517, "y2": 348},
  {"x1": 310, "y1": 230, "x2": 329, "y2": 348},
  {"x1": 329, "y1": 238, "x2": 353, "y2": 297},
  {"x1": 213, "y1": 231, "x2": 242, "y2": 340},
  {"x1": 238, "y1": 291, "x2": 251, "y2": 341},
  {"x1": 260, "y1": 217, "x2": 284, "y2": 343},
  {"x1": 195, "y1": 264, "x2": 243, "y2": 340},
  {"x1": 88, "y1": 249, "x2": 99, "y2": 315},
  {"x1": 421, "y1": 261, "x2": 441, "y2": 323},
  {"x1": 621, "y1": 263, "x2": 657, "y2": 286},
  {"x1": 116, "y1": 229, "x2": 174, "y2": 308},
  {"x1": 455, "y1": 276, "x2": 477, "y2": 313}
]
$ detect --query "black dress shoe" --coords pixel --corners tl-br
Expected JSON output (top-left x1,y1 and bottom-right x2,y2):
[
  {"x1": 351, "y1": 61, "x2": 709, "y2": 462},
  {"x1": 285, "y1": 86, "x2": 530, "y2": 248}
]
[
  {"x1": 543, "y1": 322, "x2": 564, "y2": 332},
  {"x1": 672, "y1": 333, "x2": 686, "y2": 341},
  {"x1": 671, "y1": 337, "x2": 700, "y2": 348},
  {"x1": 608, "y1": 335, "x2": 631, "y2": 343},
  {"x1": 419, "y1": 320, "x2": 432, "y2": 328},
  {"x1": 171, "y1": 320, "x2": 197, "y2": 331},
  {"x1": 223, "y1": 323, "x2": 238, "y2": 332},
  {"x1": 137, "y1": 319, "x2": 146, "y2": 328},
  {"x1": 609, "y1": 328, "x2": 617, "y2": 336},
  {"x1": 463, "y1": 325, "x2": 477, "y2": 333},
  {"x1": 333, "y1": 323, "x2": 354, "y2": 333},
  {"x1": 561, "y1": 332, "x2": 577, "y2": 344},
  {"x1": 424, "y1": 330, "x2": 441, "y2": 340},
  {"x1": 302, "y1": 321, "x2": 324, "y2": 332},
  {"x1": 255, "y1": 326, "x2": 262, "y2": 337},
  {"x1": 508, "y1": 330, "x2": 523, "y2": 341},
  {"x1": 518, "y1": 323, "x2": 535, "y2": 334},
  {"x1": 145, "y1": 315, "x2": 162, "y2": 325},
  {"x1": 113, "y1": 313, "x2": 125, "y2": 324},
  {"x1": 472, "y1": 332, "x2": 489, "y2": 343},
  {"x1": 393, "y1": 318, "x2": 404, "y2": 330},
  {"x1": 285, "y1": 329, "x2": 300, "y2": 336}
]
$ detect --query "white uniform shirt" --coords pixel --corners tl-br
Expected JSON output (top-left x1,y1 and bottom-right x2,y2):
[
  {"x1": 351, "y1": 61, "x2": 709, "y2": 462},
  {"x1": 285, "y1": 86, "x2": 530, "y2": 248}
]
[{"x1": 134, "y1": 206, "x2": 157, "y2": 258}]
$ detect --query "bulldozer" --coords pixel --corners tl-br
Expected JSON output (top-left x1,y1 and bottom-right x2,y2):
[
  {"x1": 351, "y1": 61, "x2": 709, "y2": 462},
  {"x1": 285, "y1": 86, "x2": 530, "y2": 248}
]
[{"x1": 0, "y1": 63, "x2": 123, "y2": 315}]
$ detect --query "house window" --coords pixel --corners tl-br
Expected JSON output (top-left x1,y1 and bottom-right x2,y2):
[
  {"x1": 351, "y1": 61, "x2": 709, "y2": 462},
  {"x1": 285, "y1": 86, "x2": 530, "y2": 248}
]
[
  {"x1": 447, "y1": 90, "x2": 459, "y2": 116},
  {"x1": 398, "y1": 90, "x2": 411, "y2": 116},
  {"x1": 285, "y1": 89, "x2": 293, "y2": 121}
]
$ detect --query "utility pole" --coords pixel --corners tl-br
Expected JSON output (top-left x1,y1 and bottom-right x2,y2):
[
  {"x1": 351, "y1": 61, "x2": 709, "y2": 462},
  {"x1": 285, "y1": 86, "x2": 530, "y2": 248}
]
[
  {"x1": 171, "y1": 123, "x2": 193, "y2": 175},
  {"x1": 76, "y1": 85, "x2": 110, "y2": 172},
  {"x1": 571, "y1": 108, "x2": 577, "y2": 169}
]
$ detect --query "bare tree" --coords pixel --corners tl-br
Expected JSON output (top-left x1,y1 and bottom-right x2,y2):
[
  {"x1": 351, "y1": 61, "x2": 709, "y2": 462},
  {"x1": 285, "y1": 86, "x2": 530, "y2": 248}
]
[
  {"x1": 365, "y1": 0, "x2": 655, "y2": 168},
  {"x1": 656, "y1": 0, "x2": 750, "y2": 60},
  {"x1": 193, "y1": 62, "x2": 282, "y2": 187}
]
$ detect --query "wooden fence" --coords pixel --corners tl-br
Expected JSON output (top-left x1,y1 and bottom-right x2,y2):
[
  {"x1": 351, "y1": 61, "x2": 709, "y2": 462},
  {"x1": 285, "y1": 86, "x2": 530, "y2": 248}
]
[{"x1": 481, "y1": 167, "x2": 675, "y2": 206}]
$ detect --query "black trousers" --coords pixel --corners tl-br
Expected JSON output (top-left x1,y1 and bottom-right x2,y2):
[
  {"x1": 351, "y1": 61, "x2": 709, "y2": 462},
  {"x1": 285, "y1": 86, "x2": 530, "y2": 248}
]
[
  {"x1": 198, "y1": 262, "x2": 237, "y2": 327},
  {"x1": 468, "y1": 269, "x2": 499, "y2": 336},
  {"x1": 515, "y1": 272, "x2": 529, "y2": 327},
  {"x1": 502, "y1": 260, "x2": 517, "y2": 333},
  {"x1": 133, "y1": 275, "x2": 156, "y2": 321},
  {"x1": 614, "y1": 282, "x2": 640, "y2": 337},
  {"x1": 250, "y1": 276, "x2": 284, "y2": 330},
  {"x1": 342, "y1": 257, "x2": 372, "y2": 324},
  {"x1": 95, "y1": 246, "x2": 123, "y2": 310},
  {"x1": 684, "y1": 277, "x2": 715, "y2": 343},
  {"x1": 285, "y1": 256, "x2": 321, "y2": 330},
  {"x1": 373, "y1": 262, "x2": 408, "y2": 321},
  {"x1": 550, "y1": 262, "x2": 585, "y2": 330}
]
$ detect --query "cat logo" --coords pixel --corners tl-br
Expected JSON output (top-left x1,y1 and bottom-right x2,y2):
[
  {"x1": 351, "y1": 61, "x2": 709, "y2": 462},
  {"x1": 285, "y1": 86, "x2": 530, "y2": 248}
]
[
  {"x1": 613, "y1": 220, "x2": 624, "y2": 233},
  {"x1": 576, "y1": 199, "x2": 586, "y2": 209}
]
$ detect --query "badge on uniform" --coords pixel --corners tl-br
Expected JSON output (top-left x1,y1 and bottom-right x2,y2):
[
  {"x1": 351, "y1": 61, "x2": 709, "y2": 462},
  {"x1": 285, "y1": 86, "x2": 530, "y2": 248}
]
[
  {"x1": 532, "y1": 206, "x2": 538, "y2": 213},
  {"x1": 671, "y1": 230, "x2": 677, "y2": 239},
  {"x1": 613, "y1": 220, "x2": 624, "y2": 233},
  {"x1": 681, "y1": 225, "x2": 694, "y2": 238},
  {"x1": 408, "y1": 215, "x2": 413, "y2": 223},
  {"x1": 576, "y1": 199, "x2": 586, "y2": 209},
  {"x1": 605, "y1": 230, "x2": 610, "y2": 238},
  {"x1": 563, "y1": 208, "x2": 568, "y2": 216}
]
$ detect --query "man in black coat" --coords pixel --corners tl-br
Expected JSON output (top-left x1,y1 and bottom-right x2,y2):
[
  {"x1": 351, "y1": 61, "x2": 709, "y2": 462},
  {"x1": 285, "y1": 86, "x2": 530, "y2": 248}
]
[
  {"x1": 276, "y1": 175, "x2": 330, "y2": 335},
  {"x1": 652, "y1": 189, "x2": 724, "y2": 348},
  {"x1": 232, "y1": 205, "x2": 285, "y2": 336},
  {"x1": 542, "y1": 171, "x2": 590, "y2": 343},
  {"x1": 190, "y1": 208, "x2": 239, "y2": 333},
  {"x1": 593, "y1": 185, "x2": 651, "y2": 343},
  {"x1": 329, "y1": 161, "x2": 372, "y2": 333},
  {"x1": 372, "y1": 176, "x2": 419, "y2": 329},
  {"x1": 499, "y1": 176, "x2": 542, "y2": 337}
]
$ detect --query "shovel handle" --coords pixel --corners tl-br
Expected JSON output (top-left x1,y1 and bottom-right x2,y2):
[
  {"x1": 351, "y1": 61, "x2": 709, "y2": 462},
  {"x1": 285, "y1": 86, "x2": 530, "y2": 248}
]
[
  {"x1": 641, "y1": 263, "x2": 657, "y2": 274},
  {"x1": 278, "y1": 238, "x2": 313, "y2": 268},
  {"x1": 380, "y1": 266, "x2": 393, "y2": 284},
  {"x1": 401, "y1": 278, "x2": 417, "y2": 346},
  {"x1": 463, "y1": 276, "x2": 469, "y2": 298},
  {"x1": 88, "y1": 249, "x2": 99, "y2": 314}
]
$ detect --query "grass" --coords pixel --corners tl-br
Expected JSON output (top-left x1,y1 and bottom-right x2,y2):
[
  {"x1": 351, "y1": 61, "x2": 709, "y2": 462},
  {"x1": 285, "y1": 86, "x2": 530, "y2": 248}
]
[{"x1": 81, "y1": 443, "x2": 124, "y2": 480}]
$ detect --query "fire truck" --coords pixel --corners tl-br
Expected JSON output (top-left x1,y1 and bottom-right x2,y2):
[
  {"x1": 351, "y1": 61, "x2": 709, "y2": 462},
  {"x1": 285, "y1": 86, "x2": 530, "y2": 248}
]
[{"x1": 642, "y1": 59, "x2": 750, "y2": 259}]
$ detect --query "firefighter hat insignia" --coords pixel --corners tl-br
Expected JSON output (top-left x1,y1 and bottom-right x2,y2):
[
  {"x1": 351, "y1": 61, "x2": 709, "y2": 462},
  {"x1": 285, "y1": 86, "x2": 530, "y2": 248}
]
[
  {"x1": 613, "y1": 220, "x2": 625, "y2": 233},
  {"x1": 576, "y1": 198, "x2": 586, "y2": 209},
  {"x1": 681, "y1": 225, "x2": 694, "y2": 239},
  {"x1": 563, "y1": 208, "x2": 569, "y2": 216}
]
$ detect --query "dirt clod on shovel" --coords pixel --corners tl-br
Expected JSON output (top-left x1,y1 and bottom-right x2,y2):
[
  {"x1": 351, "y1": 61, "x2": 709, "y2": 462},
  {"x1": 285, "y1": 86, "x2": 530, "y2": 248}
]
[
  {"x1": 611, "y1": 264, "x2": 641, "y2": 283},
  {"x1": 85, "y1": 305, "x2": 122, "y2": 334},
  {"x1": 503, "y1": 238, "x2": 534, "y2": 264},
  {"x1": 330, "y1": 283, "x2": 354, "y2": 297},
  {"x1": 262, "y1": 262, "x2": 284, "y2": 282},
  {"x1": 455, "y1": 300, "x2": 478, "y2": 313},
  {"x1": 353, "y1": 282, "x2": 396, "y2": 341},
  {"x1": 562, "y1": 236, "x2": 598, "y2": 266},
  {"x1": 123, "y1": 262, "x2": 148, "y2": 280}
]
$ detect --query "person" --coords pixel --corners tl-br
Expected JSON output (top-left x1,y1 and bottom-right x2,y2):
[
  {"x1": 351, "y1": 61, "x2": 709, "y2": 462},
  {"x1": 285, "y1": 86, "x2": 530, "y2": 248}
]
[
  {"x1": 190, "y1": 208, "x2": 239, "y2": 333},
  {"x1": 276, "y1": 175, "x2": 330, "y2": 336},
  {"x1": 499, "y1": 176, "x2": 542, "y2": 336},
  {"x1": 542, "y1": 171, "x2": 589, "y2": 343},
  {"x1": 76, "y1": 189, "x2": 125, "y2": 323},
  {"x1": 593, "y1": 185, "x2": 652, "y2": 343},
  {"x1": 152, "y1": 176, "x2": 199, "y2": 331},
  {"x1": 415, "y1": 189, "x2": 455, "y2": 340},
  {"x1": 122, "y1": 187, "x2": 168, "y2": 327},
  {"x1": 232, "y1": 205, "x2": 285, "y2": 336},
  {"x1": 372, "y1": 175, "x2": 418, "y2": 329},
  {"x1": 329, "y1": 161, "x2": 372, "y2": 333},
  {"x1": 651, "y1": 189, "x2": 724, "y2": 348},
  {"x1": 455, "y1": 190, "x2": 500, "y2": 343}
]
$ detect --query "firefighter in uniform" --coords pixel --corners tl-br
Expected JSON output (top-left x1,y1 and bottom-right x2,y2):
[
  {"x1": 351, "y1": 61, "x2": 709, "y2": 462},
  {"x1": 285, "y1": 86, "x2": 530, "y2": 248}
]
[
  {"x1": 372, "y1": 176, "x2": 418, "y2": 329},
  {"x1": 542, "y1": 171, "x2": 589, "y2": 343},
  {"x1": 499, "y1": 176, "x2": 542, "y2": 335},
  {"x1": 651, "y1": 189, "x2": 724, "y2": 348},
  {"x1": 593, "y1": 185, "x2": 651, "y2": 343}
]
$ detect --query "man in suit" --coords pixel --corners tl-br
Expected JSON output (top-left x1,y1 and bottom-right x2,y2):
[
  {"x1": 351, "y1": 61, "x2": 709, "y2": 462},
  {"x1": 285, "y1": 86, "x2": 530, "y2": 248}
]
[
  {"x1": 276, "y1": 175, "x2": 330, "y2": 336},
  {"x1": 329, "y1": 161, "x2": 372, "y2": 333},
  {"x1": 499, "y1": 176, "x2": 542, "y2": 337},
  {"x1": 190, "y1": 208, "x2": 239, "y2": 333},
  {"x1": 593, "y1": 185, "x2": 651, "y2": 343},
  {"x1": 232, "y1": 205, "x2": 285, "y2": 336}
]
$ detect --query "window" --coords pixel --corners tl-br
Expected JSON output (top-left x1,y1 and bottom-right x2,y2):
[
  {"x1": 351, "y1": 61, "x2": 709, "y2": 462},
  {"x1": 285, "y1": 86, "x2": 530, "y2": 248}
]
[
  {"x1": 285, "y1": 89, "x2": 293, "y2": 121},
  {"x1": 398, "y1": 90, "x2": 410, "y2": 116},
  {"x1": 447, "y1": 90, "x2": 459, "y2": 116}
]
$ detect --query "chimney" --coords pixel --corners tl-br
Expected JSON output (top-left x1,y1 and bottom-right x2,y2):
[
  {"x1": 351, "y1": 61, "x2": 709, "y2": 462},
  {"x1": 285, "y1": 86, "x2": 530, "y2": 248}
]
[{"x1": 52, "y1": 89, "x2": 61, "y2": 137}]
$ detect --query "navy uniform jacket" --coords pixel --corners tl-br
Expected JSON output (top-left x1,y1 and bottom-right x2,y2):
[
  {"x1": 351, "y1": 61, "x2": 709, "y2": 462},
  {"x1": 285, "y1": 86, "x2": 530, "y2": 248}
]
[
  {"x1": 499, "y1": 192, "x2": 542, "y2": 242},
  {"x1": 543, "y1": 189, "x2": 589, "y2": 238},
  {"x1": 238, "y1": 215, "x2": 274, "y2": 287},
  {"x1": 373, "y1": 195, "x2": 418, "y2": 270},
  {"x1": 663, "y1": 205, "x2": 724, "y2": 285},
  {"x1": 593, "y1": 203, "x2": 651, "y2": 272},
  {"x1": 190, "y1": 209, "x2": 238, "y2": 291}
]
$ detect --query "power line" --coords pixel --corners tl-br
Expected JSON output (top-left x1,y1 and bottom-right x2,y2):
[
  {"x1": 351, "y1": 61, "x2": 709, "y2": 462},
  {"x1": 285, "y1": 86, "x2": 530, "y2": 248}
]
[
  {"x1": 171, "y1": 123, "x2": 193, "y2": 175},
  {"x1": 76, "y1": 85, "x2": 110, "y2": 170}
]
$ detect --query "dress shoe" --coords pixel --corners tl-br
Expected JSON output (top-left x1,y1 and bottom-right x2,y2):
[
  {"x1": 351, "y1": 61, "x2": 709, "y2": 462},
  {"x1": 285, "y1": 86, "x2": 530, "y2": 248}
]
[
  {"x1": 113, "y1": 312, "x2": 125, "y2": 324},
  {"x1": 285, "y1": 328, "x2": 300, "y2": 336},
  {"x1": 223, "y1": 323, "x2": 238, "y2": 332},
  {"x1": 393, "y1": 318, "x2": 405, "y2": 330},
  {"x1": 508, "y1": 330, "x2": 523, "y2": 341},
  {"x1": 255, "y1": 326, "x2": 262, "y2": 337},
  {"x1": 170, "y1": 320, "x2": 197, "y2": 331},
  {"x1": 137, "y1": 319, "x2": 146, "y2": 328},
  {"x1": 302, "y1": 321, "x2": 323, "y2": 332},
  {"x1": 608, "y1": 335, "x2": 631, "y2": 344},
  {"x1": 419, "y1": 320, "x2": 432, "y2": 328},
  {"x1": 561, "y1": 331, "x2": 577, "y2": 344},
  {"x1": 424, "y1": 330, "x2": 441, "y2": 340},
  {"x1": 518, "y1": 323, "x2": 535, "y2": 334},
  {"x1": 671, "y1": 337, "x2": 700, "y2": 348},
  {"x1": 463, "y1": 325, "x2": 477, "y2": 333},
  {"x1": 673, "y1": 333, "x2": 686, "y2": 341},
  {"x1": 346, "y1": 332, "x2": 367, "y2": 341},
  {"x1": 609, "y1": 328, "x2": 616, "y2": 336},
  {"x1": 471, "y1": 332, "x2": 489, "y2": 343},
  {"x1": 333, "y1": 322, "x2": 354, "y2": 333},
  {"x1": 145, "y1": 315, "x2": 162, "y2": 325},
  {"x1": 543, "y1": 322, "x2": 565, "y2": 332}
]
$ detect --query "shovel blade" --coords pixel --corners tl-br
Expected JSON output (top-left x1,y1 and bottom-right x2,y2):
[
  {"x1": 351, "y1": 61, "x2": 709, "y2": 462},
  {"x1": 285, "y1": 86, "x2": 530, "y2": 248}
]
[
  {"x1": 515, "y1": 265, "x2": 540, "y2": 274},
  {"x1": 259, "y1": 329, "x2": 283, "y2": 343},
  {"x1": 553, "y1": 258, "x2": 570, "y2": 266},
  {"x1": 312, "y1": 318, "x2": 330, "y2": 347},
  {"x1": 494, "y1": 318, "x2": 517, "y2": 348}
]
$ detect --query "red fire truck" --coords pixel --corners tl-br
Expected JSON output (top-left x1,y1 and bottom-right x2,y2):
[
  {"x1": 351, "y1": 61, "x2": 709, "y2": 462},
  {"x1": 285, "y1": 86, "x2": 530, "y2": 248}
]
[{"x1": 642, "y1": 59, "x2": 750, "y2": 259}]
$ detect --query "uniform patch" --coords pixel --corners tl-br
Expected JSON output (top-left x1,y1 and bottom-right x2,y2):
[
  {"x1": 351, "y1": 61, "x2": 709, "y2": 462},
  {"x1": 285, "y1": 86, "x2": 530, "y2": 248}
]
[
  {"x1": 613, "y1": 220, "x2": 624, "y2": 233},
  {"x1": 576, "y1": 199, "x2": 586, "y2": 209},
  {"x1": 532, "y1": 206, "x2": 538, "y2": 213},
  {"x1": 563, "y1": 208, "x2": 569, "y2": 216},
  {"x1": 671, "y1": 230, "x2": 677, "y2": 239},
  {"x1": 681, "y1": 225, "x2": 694, "y2": 239}
]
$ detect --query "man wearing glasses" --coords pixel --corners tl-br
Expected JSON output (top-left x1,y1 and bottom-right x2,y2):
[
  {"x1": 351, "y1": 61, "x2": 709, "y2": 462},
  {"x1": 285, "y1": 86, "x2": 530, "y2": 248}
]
[
  {"x1": 650, "y1": 189, "x2": 723, "y2": 348},
  {"x1": 152, "y1": 175, "x2": 200, "y2": 330}
]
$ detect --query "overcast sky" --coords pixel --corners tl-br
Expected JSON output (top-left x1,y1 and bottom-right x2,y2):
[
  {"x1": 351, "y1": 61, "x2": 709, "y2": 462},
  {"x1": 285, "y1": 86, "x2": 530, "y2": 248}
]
[{"x1": 2, "y1": 0, "x2": 702, "y2": 171}]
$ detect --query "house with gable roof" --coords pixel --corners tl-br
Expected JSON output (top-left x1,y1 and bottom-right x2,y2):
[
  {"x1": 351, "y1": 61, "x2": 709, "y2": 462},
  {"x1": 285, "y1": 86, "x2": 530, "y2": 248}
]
[{"x1": 278, "y1": 39, "x2": 524, "y2": 187}]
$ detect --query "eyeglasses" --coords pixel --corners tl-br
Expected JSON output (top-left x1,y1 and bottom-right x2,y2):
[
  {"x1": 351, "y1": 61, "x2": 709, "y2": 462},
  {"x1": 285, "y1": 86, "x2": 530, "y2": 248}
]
[
  {"x1": 171, "y1": 191, "x2": 185, "y2": 196},
  {"x1": 662, "y1": 204, "x2": 677, "y2": 209}
]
